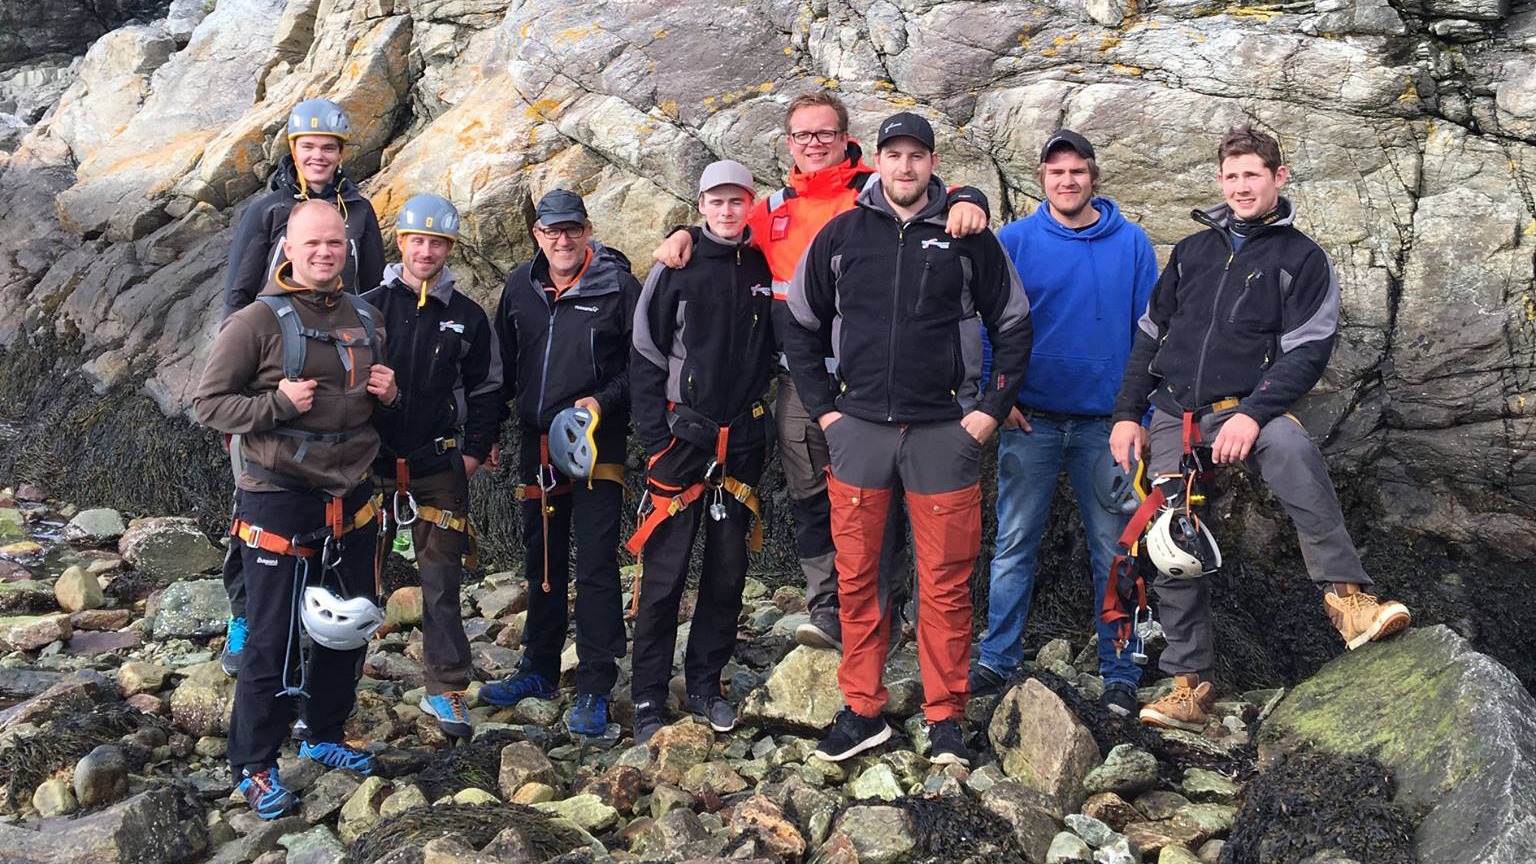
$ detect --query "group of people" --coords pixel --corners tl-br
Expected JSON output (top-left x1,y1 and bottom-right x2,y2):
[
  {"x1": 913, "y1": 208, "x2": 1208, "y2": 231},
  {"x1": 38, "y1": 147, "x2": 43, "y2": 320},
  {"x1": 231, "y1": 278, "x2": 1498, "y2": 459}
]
[{"x1": 192, "y1": 89, "x2": 1413, "y2": 821}]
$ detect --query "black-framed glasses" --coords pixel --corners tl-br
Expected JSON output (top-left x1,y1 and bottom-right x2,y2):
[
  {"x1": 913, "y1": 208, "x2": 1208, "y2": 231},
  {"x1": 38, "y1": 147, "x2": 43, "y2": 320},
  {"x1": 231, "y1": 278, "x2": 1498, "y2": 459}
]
[
  {"x1": 788, "y1": 129, "x2": 844, "y2": 145},
  {"x1": 534, "y1": 224, "x2": 587, "y2": 240}
]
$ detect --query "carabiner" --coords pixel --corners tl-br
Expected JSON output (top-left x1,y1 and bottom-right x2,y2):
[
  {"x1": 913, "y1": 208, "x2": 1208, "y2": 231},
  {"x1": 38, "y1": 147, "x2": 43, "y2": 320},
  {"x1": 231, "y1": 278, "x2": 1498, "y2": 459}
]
[
  {"x1": 321, "y1": 536, "x2": 344, "y2": 572},
  {"x1": 393, "y1": 490, "x2": 419, "y2": 527},
  {"x1": 702, "y1": 458, "x2": 725, "y2": 488}
]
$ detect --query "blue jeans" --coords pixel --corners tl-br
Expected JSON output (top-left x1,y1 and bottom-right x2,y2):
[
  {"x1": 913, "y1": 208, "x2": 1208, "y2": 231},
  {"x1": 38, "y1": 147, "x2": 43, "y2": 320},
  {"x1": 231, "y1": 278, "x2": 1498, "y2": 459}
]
[{"x1": 979, "y1": 416, "x2": 1140, "y2": 686}]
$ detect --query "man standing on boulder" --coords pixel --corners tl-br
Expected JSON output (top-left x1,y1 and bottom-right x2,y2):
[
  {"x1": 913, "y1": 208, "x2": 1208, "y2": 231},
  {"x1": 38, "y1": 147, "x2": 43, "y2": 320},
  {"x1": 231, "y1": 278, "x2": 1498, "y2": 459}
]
[
  {"x1": 195, "y1": 200, "x2": 396, "y2": 819},
  {"x1": 363, "y1": 193, "x2": 501, "y2": 742},
  {"x1": 1109, "y1": 125, "x2": 1412, "y2": 732},
  {"x1": 218, "y1": 98, "x2": 387, "y2": 677},
  {"x1": 481, "y1": 190, "x2": 640, "y2": 738},
  {"x1": 653, "y1": 91, "x2": 989, "y2": 653},
  {"x1": 627, "y1": 160, "x2": 777, "y2": 744},
  {"x1": 969, "y1": 130, "x2": 1158, "y2": 717},
  {"x1": 785, "y1": 112, "x2": 1032, "y2": 767}
]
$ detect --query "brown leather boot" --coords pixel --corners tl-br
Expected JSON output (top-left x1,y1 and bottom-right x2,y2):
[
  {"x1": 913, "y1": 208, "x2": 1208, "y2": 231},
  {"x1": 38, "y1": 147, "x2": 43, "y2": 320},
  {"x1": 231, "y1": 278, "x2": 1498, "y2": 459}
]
[
  {"x1": 1325, "y1": 584, "x2": 1411, "y2": 650},
  {"x1": 1139, "y1": 674, "x2": 1214, "y2": 732}
]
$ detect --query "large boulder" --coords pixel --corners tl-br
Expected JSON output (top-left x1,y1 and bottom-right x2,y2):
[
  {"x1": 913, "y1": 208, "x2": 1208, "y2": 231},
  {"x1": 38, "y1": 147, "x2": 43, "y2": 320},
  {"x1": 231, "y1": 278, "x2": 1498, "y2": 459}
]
[
  {"x1": 988, "y1": 678, "x2": 1101, "y2": 817},
  {"x1": 168, "y1": 659, "x2": 235, "y2": 736},
  {"x1": 0, "y1": 788, "x2": 205, "y2": 863},
  {"x1": 740, "y1": 645, "x2": 846, "y2": 730},
  {"x1": 117, "y1": 518, "x2": 223, "y2": 583},
  {"x1": 1260, "y1": 626, "x2": 1536, "y2": 864}
]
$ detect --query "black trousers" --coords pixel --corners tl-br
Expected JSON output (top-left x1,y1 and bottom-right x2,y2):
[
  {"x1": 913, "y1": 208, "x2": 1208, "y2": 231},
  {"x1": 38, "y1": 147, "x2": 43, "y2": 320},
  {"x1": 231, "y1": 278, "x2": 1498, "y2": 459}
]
[
  {"x1": 377, "y1": 462, "x2": 472, "y2": 694},
  {"x1": 630, "y1": 435, "x2": 767, "y2": 709},
  {"x1": 227, "y1": 484, "x2": 377, "y2": 775},
  {"x1": 518, "y1": 429, "x2": 626, "y2": 696}
]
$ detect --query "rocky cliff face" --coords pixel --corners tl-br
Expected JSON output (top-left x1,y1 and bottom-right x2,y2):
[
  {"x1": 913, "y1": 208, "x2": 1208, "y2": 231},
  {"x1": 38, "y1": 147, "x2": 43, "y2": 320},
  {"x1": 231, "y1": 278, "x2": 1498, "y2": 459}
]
[{"x1": 0, "y1": 0, "x2": 1532, "y2": 560}]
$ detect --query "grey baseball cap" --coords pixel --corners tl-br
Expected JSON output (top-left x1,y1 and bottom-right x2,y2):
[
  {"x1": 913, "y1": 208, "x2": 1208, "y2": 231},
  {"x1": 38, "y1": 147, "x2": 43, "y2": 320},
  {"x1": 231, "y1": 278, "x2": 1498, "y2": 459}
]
[
  {"x1": 698, "y1": 160, "x2": 756, "y2": 196},
  {"x1": 535, "y1": 188, "x2": 588, "y2": 226}
]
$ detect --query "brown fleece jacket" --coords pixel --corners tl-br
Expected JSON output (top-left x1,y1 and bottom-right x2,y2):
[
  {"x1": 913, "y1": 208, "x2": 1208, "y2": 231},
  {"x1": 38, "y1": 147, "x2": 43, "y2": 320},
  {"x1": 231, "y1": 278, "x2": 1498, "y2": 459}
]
[{"x1": 194, "y1": 263, "x2": 390, "y2": 499}]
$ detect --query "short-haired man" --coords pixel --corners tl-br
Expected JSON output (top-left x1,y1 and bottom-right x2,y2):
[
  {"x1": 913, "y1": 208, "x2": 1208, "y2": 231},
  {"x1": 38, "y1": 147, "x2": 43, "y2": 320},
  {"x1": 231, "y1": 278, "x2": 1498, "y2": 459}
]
[
  {"x1": 654, "y1": 91, "x2": 990, "y2": 652},
  {"x1": 1109, "y1": 125, "x2": 1412, "y2": 731},
  {"x1": 627, "y1": 160, "x2": 777, "y2": 744},
  {"x1": 971, "y1": 130, "x2": 1158, "y2": 716},
  {"x1": 483, "y1": 190, "x2": 640, "y2": 737},
  {"x1": 195, "y1": 200, "x2": 397, "y2": 818},
  {"x1": 218, "y1": 98, "x2": 387, "y2": 677},
  {"x1": 363, "y1": 193, "x2": 501, "y2": 741},
  {"x1": 785, "y1": 112, "x2": 1032, "y2": 766}
]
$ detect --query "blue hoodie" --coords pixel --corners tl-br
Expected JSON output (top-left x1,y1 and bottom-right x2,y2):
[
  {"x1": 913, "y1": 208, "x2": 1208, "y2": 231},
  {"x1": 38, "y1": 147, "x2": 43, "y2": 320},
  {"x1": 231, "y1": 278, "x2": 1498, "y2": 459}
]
[{"x1": 983, "y1": 197, "x2": 1157, "y2": 417}]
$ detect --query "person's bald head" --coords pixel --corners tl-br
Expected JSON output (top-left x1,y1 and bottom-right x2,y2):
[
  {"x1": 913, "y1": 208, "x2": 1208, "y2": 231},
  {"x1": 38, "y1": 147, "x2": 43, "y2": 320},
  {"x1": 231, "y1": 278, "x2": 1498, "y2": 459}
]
[{"x1": 283, "y1": 200, "x2": 348, "y2": 289}]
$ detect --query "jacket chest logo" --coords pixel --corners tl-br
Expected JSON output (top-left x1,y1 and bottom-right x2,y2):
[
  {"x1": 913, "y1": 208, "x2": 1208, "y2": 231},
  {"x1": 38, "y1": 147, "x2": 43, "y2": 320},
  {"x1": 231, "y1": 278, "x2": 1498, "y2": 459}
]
[
  {"x1": 921, "y1": 238, "x2": 951, "y2": 250},
  {"x1": 771, "y1": 213, "x2": 790, "y2": 241},
  {"x1": 574, "y1": 304, "x2": 600, "y2": 313},
  {"x1": 749, "y1": 283, "x2": 771, "y2": 297},
  {"x1": 439, "y1": 321, "x2": 464, "y2": 333}
]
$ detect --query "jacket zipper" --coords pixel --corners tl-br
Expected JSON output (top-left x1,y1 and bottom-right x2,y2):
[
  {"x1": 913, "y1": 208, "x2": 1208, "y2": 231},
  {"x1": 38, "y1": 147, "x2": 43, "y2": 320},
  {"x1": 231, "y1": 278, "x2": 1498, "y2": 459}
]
[
  {"x1": 887, "y1": 223, "x2": 906, "y2": 421},
  {"x1": 1226, "y1": 272, "x2": 1258, "y2": 324},
  {"x1": 1193, "y1": 247, "x2": 1235, "y2": 403},
  {"x1": 589, "y1": 328, "x2": 598, "y2": 382},
  {"x1": 535, "y1": 295, "x2": 558, "y2": 425},
  {"x1": 405, "y1": 287, "x2": 428, "y2": 417}
]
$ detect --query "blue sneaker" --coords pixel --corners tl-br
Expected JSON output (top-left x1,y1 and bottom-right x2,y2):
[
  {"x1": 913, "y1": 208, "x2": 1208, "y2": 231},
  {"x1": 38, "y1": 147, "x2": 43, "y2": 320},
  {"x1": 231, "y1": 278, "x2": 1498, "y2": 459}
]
[
  {"x1": 567, "y1": 693, "x2": 609, "y2": 736},
  {"x1": 237, "y1": 766, "x2": 298, "y2": 819},
  {"x1": 420, "y1": 691, "x2": 473, "y2": 739},
  {"x1": 480, "y1": 668, "x2": 557, "y2": 706},
  {"x1": 221, "y1": 617, "x2": 248, "y2": 677},
  {"x1": 298, "y1": 740, "x2": 375, "y2": 774}
]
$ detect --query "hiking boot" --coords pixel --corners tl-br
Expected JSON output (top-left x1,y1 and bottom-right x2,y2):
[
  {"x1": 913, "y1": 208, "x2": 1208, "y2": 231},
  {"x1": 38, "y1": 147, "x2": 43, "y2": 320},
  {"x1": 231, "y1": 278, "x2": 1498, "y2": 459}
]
[
  {"x1": 1325, "y1": 589, "x2": 1411, "y2": 650},
  {"x1": 221, "y1": 616, "x2": 247, "y2": 677},
  {"x1": 633, "y1": 702, "x2": 665, "y2": 746},
  {"x1": 926, "y1": 719, "x2": 971, "y2": 767},
  {"x1": 567, "y1": 693, "x2": 610, "y2": 737},
  {"x1": 480, "y1": 667, "x2": 557, "y2": 706},
  {"x1": 1101, "y1": 680, "x2": 1138, "y2": 718},
  {"x1": 968, "y1": 663, "x2": 1008, "y2": 698},
  {"x1": 796, "y1": 607, "x2": 842, "y2": 651},
  {"x1": 814, "y1": 707, "x2": 891, "y2": 762},
  {"x1": 1139, "y1": 679, "x2": 1214, "y2": 732},
  {"x1": 419, "y1": 691, "x2": 472, "y2": 740},
  {"x1": 298, "y1": 740, "x2": 375, "y2": 774},
  {"x1": 237, "y1": 766, "x2": 298, "y2": 820},
  {"x1": 688, "y1": 694, "x2": 737, "y2": 733}
]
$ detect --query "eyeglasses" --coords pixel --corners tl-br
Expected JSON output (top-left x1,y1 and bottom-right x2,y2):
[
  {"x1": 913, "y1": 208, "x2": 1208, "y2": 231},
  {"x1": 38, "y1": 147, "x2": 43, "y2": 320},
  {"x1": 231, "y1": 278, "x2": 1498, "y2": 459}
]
[
  {"x1": 534, "y1": 224, "x2": 587, "y2": 240},
  {"x1": 788, "y1": 129, "x2": 844, "y2": 146}
]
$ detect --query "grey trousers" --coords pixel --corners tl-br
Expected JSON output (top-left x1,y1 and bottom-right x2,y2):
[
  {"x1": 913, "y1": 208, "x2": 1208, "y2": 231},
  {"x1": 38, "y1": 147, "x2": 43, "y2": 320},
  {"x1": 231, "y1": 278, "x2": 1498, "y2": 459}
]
[
  {"x1": 777, "y1": 371, "x2": 908, "y2": 615},
  {"x1": 1146, "y1": 407, "x2": 1369, "y2": 676}
]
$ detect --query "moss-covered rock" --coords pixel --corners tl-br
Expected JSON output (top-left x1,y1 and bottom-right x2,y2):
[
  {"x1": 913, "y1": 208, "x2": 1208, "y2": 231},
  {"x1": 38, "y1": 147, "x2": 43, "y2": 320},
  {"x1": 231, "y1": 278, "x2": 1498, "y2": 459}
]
[{"x1": 1260, "y1": 625, "x2": 1536, "y2": 864}]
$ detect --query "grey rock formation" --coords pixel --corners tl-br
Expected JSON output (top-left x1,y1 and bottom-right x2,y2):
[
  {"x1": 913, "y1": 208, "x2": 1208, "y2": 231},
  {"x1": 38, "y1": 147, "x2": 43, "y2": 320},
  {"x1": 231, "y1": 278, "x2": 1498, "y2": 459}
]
[
  {"x1": 151, "y1": 577, "x2": 229, "y2": 638},
  {"x1": 1261, "y1": 625, "x2": 1536, "y2": 864}
]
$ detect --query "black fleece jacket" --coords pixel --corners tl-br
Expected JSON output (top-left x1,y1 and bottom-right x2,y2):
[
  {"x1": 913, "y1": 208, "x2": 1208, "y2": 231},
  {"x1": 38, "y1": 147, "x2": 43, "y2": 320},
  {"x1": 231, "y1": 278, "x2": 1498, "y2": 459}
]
[
  {"x1": 494, "y1": 241, "x2": 641, "y2": 433},
  {"x1": 363, "y1": 264, "x2": 502, "y2": 473},
  {"x1": 221, "y1": 155, "x2": 386, "y2": 318},
  {"x1": 784, "y1": 175, "x2": 1033, "y2": 425},
  {"x1": 1112, "y1": 198, "x2": 1340, "y2": 427},
  {"x1": 631, "y1": 227, "x2": 775, "y2": 455}
]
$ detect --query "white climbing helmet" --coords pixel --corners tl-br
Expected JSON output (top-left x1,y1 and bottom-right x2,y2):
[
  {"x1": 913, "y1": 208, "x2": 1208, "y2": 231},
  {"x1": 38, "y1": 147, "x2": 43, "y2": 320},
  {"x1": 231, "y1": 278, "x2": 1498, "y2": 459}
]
[
  {"x1": 1144, "y1": 507, "x2": 1222, "y2": 579},
  {"x1": 300, "y1": 586, "x2": 383, "y2": 650}
]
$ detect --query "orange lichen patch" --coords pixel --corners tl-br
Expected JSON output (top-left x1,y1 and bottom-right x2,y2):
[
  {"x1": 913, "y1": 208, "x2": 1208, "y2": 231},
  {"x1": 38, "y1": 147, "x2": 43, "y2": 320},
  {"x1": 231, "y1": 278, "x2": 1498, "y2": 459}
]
[
  {"x1": 657, "y1": 99, "x2": 679, "y2": 119},
  {"x1": 653, "y1": 28, "x2": 669, "y2": 39},
  {"x1": 1099, "y1": 35, "x2": 1122, "y2": 52},
  {"x1": 1112, "y1": 64, "x2": 1144, "y2": 76},
  {"x1": 525, "y1": 99, "x2": 562, "y2": 121},
  {"x1": 556, "y1": 24, "x2": 595, "y2": 43}
]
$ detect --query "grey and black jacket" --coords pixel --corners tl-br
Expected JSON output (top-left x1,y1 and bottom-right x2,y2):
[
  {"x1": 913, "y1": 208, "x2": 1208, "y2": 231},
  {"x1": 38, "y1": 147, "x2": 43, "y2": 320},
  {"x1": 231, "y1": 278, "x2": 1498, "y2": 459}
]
[
  {"x1": 783, "y1": 176, "x2": 1033, "y2": 425},
  {"x1": 494, "y1": 241, "x2": 641, "y2": 438},
  {"x1": 631, "y1": 227, "x2": 775, "y2": 456},
  {"x1": 221, "y1": 155, "x2": 386, "y2": 318},
  {"x1": 363, "y1": 264, "x2": 502, "y2": 475},
  {"x1": 1112, "y1": 198, "x2": 1338, "y2": 427}
]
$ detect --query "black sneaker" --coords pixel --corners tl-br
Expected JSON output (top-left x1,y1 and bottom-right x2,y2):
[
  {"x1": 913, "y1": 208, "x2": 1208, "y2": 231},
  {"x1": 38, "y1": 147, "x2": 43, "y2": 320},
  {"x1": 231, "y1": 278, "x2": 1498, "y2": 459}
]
[
  {"x1": 795, "y1": 607, "x2": 842, "y2": 650},
  {"x1": 633, "y1": 702, "x2": 665, "y2": 746},
  {"x1": 813, "y1": 707, "x2": 891, "y2": 762},
  {"x1": 926, "y1": 719, "x2": 971, "y2": 767},
  {"x1": 968, "y1": 663, "x2": 1008, "y2": 698},
  {"x1": 1101, "y1": 680, "x2": 1139, "y2": 717},
  {"x1": 687, "y1": 694, "x2": 736, "y2": 733}
]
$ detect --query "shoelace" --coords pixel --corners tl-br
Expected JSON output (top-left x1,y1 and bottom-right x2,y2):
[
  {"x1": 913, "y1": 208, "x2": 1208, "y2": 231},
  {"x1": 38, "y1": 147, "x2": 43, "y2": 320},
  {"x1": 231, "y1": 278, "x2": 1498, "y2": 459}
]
[
  {"x1": 440, "y1": 692, "x2": 470, "y2": 723},
  {"x1": 1163, "y1": 684, "x2": 1200, "y2": 710},
  {"x1": 1338, "y1": 592, "x2": 1380, "y2": 611}
]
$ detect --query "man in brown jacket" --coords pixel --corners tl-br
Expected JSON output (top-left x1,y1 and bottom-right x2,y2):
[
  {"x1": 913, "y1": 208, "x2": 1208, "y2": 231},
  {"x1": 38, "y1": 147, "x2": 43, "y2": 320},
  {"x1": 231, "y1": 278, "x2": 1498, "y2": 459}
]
[{"x1": 195, "y1": 201, "x2": 398, "y2": 820}]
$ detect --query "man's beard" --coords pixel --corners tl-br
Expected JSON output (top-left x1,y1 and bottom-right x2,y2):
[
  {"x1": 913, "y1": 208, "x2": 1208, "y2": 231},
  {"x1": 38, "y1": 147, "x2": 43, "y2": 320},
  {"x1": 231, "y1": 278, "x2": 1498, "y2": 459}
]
[{"x1": 887, "y1": 178, "x2": 926, "y2": 208}]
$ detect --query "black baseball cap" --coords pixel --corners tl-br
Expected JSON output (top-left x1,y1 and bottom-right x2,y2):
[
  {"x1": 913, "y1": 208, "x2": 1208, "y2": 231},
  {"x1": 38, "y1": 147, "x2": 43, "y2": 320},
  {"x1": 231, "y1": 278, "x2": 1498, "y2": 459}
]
[
  {"x1": 876, "y1": 112, "x2": 936, "y2": 152},
  {"x1": 536, "y1": 188, "x2": 588, "y2": 226},
  {"x1": 1040, "y1": 129, "x2": 1095, "y2": 163}
]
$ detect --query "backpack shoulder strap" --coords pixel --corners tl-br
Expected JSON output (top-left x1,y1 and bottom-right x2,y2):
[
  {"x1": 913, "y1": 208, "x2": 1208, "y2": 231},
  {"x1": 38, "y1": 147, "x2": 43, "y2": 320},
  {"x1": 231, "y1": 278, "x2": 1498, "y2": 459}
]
[
  {"x1": 256, "y1": 294, "x2": 306, "y2": 379},
  {"x1": 344, "y1": 293, "x2": 377, "y2": 348}
]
